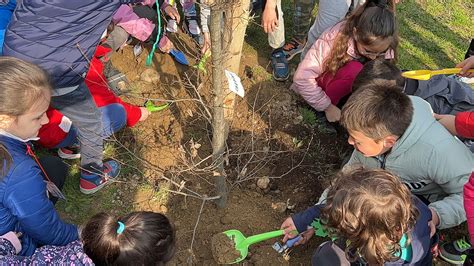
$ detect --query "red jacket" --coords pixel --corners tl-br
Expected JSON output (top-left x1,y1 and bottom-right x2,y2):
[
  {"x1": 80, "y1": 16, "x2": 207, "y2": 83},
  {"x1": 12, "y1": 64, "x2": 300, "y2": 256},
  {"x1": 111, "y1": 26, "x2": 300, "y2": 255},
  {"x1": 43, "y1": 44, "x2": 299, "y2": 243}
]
[
  {"x1": 455, "y1": 111, "x2": 474, "y2": 139},
  {"x1": 37, "y1": 46, "x2": 141, "y2": 148},
  {"x1": 464, "y1": 173, "x2": 474, "y2": 242}
]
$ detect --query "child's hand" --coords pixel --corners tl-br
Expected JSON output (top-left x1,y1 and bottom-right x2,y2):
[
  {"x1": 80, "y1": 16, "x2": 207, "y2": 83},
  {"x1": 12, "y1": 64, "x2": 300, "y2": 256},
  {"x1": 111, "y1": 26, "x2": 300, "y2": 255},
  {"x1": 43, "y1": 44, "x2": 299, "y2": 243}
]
[
  {"x1": 280, "y1": 217, "x2": 298, "y2": 241},
  {"x1": 456, "y1": 56, "x2": 474, "y2": 78},
  {"x1": 139, "y1": 107, "x2": 151, "y2": 122},
  {"x1": 428, "y1": 208, "x2": 440, "y2": 237},
  {"x1": 325, "y1": 104, "x2": 341, "y2": 122},
  {"x1": 164, "y1": 6, "x2": 180, "y2": 24},
  {"x1": 201, "y1": 32, "x2": 211, "y2": 54},
  {"x1": 262, "y1": 0, "x2": 278, "y2": 33},
  {"x1": 433, "y1": 113, "x2": 457, "y2": 136}
]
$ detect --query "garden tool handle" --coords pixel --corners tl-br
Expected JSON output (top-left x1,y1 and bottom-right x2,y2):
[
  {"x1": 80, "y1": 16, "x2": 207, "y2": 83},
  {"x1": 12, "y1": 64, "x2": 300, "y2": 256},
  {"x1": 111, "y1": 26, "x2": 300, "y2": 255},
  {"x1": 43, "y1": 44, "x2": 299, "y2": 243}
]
[
  {"x1": 285, "y1": 235, "x2": 302, "y2": 248},
  {"x1": 431, "y1": 68, "x2": 474, "y2": 75},
  {"x1": 244, "y1": 230, "x2": 285, "y2": 246}
]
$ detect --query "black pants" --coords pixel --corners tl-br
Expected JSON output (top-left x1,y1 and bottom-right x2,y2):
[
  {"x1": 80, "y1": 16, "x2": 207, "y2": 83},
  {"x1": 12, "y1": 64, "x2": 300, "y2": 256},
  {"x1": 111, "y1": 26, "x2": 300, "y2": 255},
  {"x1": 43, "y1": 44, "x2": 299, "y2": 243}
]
[
  {"x1": 38, "y1": 156, "x2": 68, "y2": 204},
  {"x1": 465, "y1": 39, "x2": 474, "y2": 59}
]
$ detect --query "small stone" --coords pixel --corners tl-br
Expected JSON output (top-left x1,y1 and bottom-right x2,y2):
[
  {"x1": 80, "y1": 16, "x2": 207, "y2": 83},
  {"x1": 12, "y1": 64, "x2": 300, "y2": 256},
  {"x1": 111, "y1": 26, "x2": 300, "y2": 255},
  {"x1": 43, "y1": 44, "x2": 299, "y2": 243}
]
[
  {"x1": 140, "y1": 68, "x2": 160, "y2": 84},
  {"x1": 160, "y1": 205, "x2": 168, "y2": 213},
  {"x1": 220, "y1": 214, "x2": 232, "y2": 225},
  {"x1": 272, "y1": 202, "x2": 287, "y2": 213},
  {"x1": 256, "y1": 176, "x2": 270, "y2": 190}
]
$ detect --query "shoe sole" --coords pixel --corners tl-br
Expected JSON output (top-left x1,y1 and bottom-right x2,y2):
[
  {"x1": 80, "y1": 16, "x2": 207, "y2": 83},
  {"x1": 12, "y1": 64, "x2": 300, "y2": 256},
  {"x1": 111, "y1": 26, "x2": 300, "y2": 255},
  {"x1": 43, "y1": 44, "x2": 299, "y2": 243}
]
[
  {"x1": 57, "y1": 149, "x2": 81, "y2": 160},
  {"x1": 285, "y1": 49, "x2": 303, "y2": 61},
  {"x1": 438, "y1": 251, "x2": 465, "y2": 265},
  {"x1": 273, "y1": 72, "x2": 290, "y2": 82},
  {"x1": 80, "y1": 169, "x2": 121, "y2": 195}
]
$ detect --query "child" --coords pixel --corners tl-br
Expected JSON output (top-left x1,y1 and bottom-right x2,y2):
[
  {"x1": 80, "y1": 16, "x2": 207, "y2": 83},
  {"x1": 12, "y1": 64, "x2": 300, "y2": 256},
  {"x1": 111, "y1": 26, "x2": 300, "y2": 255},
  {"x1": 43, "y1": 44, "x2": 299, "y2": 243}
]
[
  {"x1": 0, "y1": 57, "x2": 78, "y2": 255},
  {"x1": 340, "y1": 82, "x2": 474, "y2": 232},
  {"x1": 37, "y1": 45, "x2": 151, "y2": 167},
  {"x1": 352, "y1": 59, "x2": 474, "y2": 116},
  {"x1": 352, "y1": 59, "x2": 474, "y2": 154},
  {"x1": 281, "y1": 168, "x2": 433, "y2": 265},
  {"x1": 293, "y1": 0, "x2": 397, "y2": 122},
  {"x1": 257, "y1": 0, "x2": 289, "y2": 81},
  {"x1": 0, "y1": 211, "x2": 175, "y2": 265},
  {"x1": 3, "y1": 0, "x2": 146, "y2": 193}
]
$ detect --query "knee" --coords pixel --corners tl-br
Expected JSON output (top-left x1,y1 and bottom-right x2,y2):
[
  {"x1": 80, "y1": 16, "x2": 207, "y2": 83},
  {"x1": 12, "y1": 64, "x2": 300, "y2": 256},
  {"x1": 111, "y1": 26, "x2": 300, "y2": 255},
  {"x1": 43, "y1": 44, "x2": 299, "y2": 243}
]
[{"x1": 101, "y1": 104, "x2": 127, "y2": 134}]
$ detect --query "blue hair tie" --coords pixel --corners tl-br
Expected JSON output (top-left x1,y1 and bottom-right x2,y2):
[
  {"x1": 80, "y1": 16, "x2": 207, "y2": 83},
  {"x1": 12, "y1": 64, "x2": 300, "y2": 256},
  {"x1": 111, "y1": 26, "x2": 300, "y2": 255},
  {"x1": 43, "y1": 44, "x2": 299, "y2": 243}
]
[{"x1": 117, "y1": 221, "x2": 125, "y2": 234}]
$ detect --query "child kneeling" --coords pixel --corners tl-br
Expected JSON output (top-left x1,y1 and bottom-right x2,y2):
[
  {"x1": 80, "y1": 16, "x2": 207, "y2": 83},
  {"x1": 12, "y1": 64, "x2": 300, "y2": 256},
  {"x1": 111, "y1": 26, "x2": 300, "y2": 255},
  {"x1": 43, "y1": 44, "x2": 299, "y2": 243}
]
[{"x1": 281, "y1": 168, "x2": 433, "y2": 265}]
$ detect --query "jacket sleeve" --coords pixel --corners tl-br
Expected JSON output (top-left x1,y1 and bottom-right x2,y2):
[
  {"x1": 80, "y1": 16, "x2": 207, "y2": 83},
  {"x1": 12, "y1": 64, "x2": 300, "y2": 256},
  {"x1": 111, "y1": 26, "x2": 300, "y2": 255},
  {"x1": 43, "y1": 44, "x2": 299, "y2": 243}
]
[
  {"x1": 292, "y1": 31, "x2": 334, "y2": 111},
  {"x1": 291, "y1": 205, "x2": 323, "y2": 233},
  {"x1": 5, "y1": 161, "x2": 78, "y2": 246},
  {"x1": 455, "y1": 111, "x2": 474, "y2": 139},
  {"x1": 426, "y1": 142, "x2": 471, "y2": 229},
  {"x1": 464, "y1": 173, "x2": 474, "y2": 243}
]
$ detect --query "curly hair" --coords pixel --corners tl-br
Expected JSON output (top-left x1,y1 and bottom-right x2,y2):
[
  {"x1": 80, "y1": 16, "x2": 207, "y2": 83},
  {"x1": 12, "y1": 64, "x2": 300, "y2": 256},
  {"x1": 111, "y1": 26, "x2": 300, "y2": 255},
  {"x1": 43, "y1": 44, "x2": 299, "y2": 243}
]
[
  {"x1": 323, "y1": 0, "x2": 398, "y2": 75},
  {"x1": 321, "y1": 168, "x2": 419, "y2": 265}
]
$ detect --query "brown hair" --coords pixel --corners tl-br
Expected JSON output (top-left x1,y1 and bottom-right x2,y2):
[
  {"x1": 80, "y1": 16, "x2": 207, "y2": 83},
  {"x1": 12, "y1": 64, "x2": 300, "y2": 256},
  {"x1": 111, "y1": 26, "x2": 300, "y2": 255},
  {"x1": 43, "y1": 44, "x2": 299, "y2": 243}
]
[
  {"x1": 82, "y1": 211, "x2": 175, "y2": 266},
  {"x1": 340, "y1": 81, "x2": 413, "y2": 140},
  {"x1": 321, "y1": 168, "x2": 419, "y2": 265},
  {"x1": 352, "y1": 59, "x2": 405, "y2": 91},
  {"x1": 324, "y1": 0, "x2": 398, "y2": 75},
  {"x1": 0, "y1": 57, "x2": 52, "y2": 177}
]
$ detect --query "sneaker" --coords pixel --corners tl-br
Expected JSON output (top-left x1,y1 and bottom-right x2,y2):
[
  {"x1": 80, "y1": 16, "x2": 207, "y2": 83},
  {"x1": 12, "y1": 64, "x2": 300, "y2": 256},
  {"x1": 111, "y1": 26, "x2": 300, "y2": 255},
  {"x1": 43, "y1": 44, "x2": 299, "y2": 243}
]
[
  {"x1": 271, "y1": 48, "x2": 289, "y2": 81},
  {"x1": 58, "y1": 145, "x2": 81, "y2": 160},
  {"x1": 183, "y1": 16, "x2": 203, "y2": 46},
  {"x1": 439, "y1": 238, "x2": 471, "y2": 264},
  {"x1": 80, "y1": 160, "x2": 121, "y2": 194},
  {"x1": 283, "y1": 38, "x2": 305, "y2": 61}
]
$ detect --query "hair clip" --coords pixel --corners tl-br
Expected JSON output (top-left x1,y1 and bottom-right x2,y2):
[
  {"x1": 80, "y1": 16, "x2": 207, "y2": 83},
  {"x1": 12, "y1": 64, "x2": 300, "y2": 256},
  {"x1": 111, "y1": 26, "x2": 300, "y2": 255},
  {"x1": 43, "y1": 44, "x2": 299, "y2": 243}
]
[{"x1": 117, "y1": 221, "x2": 125, "y2": 234}]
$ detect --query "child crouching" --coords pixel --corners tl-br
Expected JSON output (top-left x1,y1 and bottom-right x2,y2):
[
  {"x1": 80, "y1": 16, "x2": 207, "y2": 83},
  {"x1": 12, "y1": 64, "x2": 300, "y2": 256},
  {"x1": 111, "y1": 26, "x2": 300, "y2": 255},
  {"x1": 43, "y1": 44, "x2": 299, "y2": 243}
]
[
  {"x1": 0, "y1": 211, "x2": 175, "y2": 265},
  {"x1": 281, "y1": 168, "x2": 433, "y2": 265}
]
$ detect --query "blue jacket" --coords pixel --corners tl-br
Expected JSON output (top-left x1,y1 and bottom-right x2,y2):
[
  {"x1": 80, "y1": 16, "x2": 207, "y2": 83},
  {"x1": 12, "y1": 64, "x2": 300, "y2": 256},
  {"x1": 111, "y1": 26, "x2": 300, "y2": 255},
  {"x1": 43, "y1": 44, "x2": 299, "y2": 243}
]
[
  {"x1": 0, "y1": 135, "x2": 78, "y2": 256},
  {"x1": 3, "y1": 0, "x2": 140, "y2": 89},
  {"x1": 0, "y1": 0, "x2": 16, "y2": 55},
  {"x1": 292, "y1": 197, "x2": 433, "y2": 265}
]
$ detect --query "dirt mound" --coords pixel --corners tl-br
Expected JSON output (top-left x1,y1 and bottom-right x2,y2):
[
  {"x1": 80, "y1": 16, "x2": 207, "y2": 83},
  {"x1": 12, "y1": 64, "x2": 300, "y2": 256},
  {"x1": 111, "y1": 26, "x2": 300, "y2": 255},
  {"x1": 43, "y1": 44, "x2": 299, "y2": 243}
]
[{"x1": 211, "y1": 233, "x2": 241, "y2": 264}]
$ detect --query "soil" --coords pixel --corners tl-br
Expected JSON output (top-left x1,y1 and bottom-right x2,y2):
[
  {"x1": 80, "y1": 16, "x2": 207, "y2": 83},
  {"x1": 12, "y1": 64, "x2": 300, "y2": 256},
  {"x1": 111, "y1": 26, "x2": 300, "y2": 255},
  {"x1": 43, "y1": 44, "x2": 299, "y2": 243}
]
[
  {"x1": 211, "y1": 233, "x2": 241, "y2": 264},
  {"x1": 108, "y1": 32, "x2": 351, "y2": 265}
]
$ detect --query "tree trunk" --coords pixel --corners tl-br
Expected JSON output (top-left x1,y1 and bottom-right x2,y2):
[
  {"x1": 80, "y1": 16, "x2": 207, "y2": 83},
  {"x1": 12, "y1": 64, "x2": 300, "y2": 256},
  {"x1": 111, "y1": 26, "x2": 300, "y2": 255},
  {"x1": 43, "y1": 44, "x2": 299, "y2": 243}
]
[
  {"x1": 210, "y1": 0, "x2": 250, "y2": 208},
  {"x1": 210, "y1": 5, "x2": 228, "y2": 208}
]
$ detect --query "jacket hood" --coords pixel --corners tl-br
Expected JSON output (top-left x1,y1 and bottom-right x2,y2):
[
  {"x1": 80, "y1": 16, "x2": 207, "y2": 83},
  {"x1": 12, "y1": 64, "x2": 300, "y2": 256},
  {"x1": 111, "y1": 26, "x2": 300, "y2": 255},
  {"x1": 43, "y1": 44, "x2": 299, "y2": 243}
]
[{"x1": 390, "y1": 96, "x2": 435, "y2": 158}]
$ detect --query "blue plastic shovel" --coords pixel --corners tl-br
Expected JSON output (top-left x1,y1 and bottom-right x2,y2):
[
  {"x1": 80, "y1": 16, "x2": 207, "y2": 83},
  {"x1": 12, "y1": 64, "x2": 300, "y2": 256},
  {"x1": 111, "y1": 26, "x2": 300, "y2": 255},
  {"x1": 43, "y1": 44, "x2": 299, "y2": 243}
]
[{"x1": 169, "y1": 49, "x2": 190, "y2": 66}]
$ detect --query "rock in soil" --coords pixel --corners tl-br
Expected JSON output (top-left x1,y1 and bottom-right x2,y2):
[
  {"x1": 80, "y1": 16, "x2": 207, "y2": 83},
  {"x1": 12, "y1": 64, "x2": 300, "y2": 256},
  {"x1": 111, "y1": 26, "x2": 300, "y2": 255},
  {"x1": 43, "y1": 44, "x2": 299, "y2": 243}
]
[
  {"x1": 211, "y1": 233, "x2": 241, "y2": 264},
  {"x1": 271, "y1": 202, "x2": 287, "y2": 213},
  {"x1": 220, "y1": 214, "x2": 233, "y2": 225},
  {"x1": 256, "y1": 177, "x2": 270, "y2": 190},
  {"x1": 140, "y1": 68, "x2": 160, "y2": 84}
]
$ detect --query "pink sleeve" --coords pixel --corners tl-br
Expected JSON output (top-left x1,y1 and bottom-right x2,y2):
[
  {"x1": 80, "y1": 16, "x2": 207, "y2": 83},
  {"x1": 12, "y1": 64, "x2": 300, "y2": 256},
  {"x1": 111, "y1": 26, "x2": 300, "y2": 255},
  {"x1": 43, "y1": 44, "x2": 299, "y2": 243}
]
[
  {"x1": 292, "y1": 28, "x2": 338, "y2": 111},
  {"x1": 112, "y1": 5, "x2": 155, "y2": 42},
  {"x1": 464, "y1": 172, "x2": 474, "y2": 243}
]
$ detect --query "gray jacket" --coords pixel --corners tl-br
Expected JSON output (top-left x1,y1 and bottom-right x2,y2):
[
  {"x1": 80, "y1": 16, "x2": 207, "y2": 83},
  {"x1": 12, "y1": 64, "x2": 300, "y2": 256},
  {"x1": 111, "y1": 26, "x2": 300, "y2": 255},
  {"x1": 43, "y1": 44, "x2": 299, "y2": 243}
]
[{"x1": 346, "y1": 96, "x2": 474, "y2": 229}]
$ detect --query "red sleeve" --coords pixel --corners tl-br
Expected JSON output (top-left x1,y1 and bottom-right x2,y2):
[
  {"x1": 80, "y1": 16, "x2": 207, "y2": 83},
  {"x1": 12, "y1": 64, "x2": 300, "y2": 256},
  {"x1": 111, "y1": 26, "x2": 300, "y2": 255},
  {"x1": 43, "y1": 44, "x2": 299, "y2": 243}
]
[
  {"x1": 455, "y1": 112, "x2": 474, "y2": 139},
  {"x1": 464, "y1": 172, "x2": 474, "y2": 243}
]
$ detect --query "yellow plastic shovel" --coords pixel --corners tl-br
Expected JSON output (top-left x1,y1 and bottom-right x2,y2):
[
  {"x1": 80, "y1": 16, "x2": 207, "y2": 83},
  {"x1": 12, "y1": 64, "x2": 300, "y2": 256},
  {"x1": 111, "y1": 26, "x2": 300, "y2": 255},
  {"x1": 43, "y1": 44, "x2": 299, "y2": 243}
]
[{"x1": 402, "y1": 68, "x2": 474, "y2": 80}]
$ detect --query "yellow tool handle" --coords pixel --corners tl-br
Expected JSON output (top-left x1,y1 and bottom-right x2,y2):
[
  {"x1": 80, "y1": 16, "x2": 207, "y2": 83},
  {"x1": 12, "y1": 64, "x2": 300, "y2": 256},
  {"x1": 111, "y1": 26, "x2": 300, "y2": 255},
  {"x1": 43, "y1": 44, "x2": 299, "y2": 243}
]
[{"x1": 431, "y1": 68, "x2": 474, "y2": 75}]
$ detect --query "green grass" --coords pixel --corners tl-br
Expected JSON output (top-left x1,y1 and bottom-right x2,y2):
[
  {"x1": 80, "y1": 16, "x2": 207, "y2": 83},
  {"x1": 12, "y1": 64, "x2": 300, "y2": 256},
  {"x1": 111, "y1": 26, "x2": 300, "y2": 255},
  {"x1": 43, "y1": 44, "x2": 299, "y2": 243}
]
[{"x1": 245, "y1": 0, "x2": 473, "y2": 70}]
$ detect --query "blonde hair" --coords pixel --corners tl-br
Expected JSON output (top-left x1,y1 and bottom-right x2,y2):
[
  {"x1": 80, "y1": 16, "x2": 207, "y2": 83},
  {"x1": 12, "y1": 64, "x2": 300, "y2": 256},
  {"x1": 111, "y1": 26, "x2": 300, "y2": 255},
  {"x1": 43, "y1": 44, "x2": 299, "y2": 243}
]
[
  {"x1": 321, "y1": 168, "x2": 419, "y2": 265},
  {"x1": 0, "y1": 57, "x2": 52, "y2": 176},
  {"x1": 340, "y1": 81, "x2": 413, "y2": 140}
]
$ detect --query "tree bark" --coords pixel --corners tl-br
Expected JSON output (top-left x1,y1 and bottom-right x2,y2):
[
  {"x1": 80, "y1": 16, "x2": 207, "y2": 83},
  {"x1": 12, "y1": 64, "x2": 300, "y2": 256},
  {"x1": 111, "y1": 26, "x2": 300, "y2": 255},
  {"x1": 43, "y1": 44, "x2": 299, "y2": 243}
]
[{"x1": 210, "y1": 5, "x2": 228, "y2": 208}]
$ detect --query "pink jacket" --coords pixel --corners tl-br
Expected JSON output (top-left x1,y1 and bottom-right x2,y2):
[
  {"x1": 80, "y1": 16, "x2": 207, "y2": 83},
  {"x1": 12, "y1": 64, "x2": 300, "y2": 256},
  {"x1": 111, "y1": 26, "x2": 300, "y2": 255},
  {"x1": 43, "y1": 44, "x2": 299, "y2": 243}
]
[
  {"x1": 293, "y1": 22, "x2": 393, "y2": 111},
  {"x1": 464, "y1": 172, "x2": 474, "y2": 242},
  {"x1": 112, "y1": 4, "x2": 155, "y2": 42}
]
